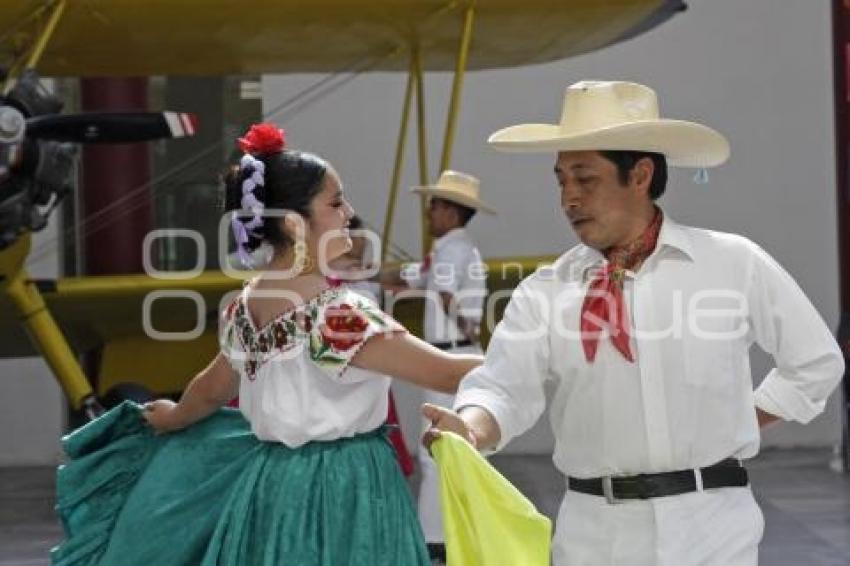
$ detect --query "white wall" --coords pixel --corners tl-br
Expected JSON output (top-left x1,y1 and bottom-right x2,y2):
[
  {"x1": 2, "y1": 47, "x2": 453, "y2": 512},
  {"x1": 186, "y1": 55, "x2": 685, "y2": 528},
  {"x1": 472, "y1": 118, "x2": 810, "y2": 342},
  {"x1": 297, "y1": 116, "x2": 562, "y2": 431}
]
[{"x1": 264, "y1": 0, "x2": 842, "y2": 454}]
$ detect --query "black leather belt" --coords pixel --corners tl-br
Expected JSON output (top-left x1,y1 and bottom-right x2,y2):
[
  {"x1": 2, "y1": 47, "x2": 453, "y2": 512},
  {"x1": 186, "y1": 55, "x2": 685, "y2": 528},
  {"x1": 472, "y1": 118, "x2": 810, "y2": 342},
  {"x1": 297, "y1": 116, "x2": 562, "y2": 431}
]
[
  {"x1": 567, "y1": 459, "x2": 748, "y2": 504},
  {"x1": 431, "y1": 339, "x2": 473, "y2": 350}
]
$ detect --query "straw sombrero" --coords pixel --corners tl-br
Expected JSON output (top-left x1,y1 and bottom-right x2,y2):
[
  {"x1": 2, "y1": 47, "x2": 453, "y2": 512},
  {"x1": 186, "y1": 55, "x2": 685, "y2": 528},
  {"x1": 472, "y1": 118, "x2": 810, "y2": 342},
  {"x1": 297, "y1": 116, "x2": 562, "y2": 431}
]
[
  {"x1": 488, "y1": 81, "x2": 729, "y2": 168},
  {"x1": 411, "y1": 170, "x2": 496, "y2": 214}
]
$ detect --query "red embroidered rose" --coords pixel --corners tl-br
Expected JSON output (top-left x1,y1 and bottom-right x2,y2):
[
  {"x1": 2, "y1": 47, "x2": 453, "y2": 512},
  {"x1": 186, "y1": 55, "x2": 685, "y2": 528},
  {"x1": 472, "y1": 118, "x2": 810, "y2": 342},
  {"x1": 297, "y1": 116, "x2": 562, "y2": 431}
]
[
  {"x1": 320, "y1": 304, "x2": 369, "y2": 351},
  {"x1": 238, "y1": 123, "x2": 286, "y2": 154}
]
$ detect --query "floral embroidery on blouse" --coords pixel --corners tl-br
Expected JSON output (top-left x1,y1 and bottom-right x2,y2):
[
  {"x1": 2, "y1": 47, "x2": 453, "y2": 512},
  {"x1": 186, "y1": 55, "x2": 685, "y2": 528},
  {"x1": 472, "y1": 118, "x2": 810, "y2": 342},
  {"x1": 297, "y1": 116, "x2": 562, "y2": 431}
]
[{"x1": 223, "y1": 288, "x2": 393, "y2": 380}]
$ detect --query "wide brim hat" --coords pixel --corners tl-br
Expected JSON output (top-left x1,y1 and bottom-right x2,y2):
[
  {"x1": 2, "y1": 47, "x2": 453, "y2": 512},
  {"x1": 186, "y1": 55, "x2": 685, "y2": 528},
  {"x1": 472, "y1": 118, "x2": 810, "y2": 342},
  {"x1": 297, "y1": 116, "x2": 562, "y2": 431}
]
[
  {"x1": 488, "y1": 81, "x2": 730, "y2": 168},
  {"x1": 411, "y1": 170, "x2": 496, "y2": 214}
]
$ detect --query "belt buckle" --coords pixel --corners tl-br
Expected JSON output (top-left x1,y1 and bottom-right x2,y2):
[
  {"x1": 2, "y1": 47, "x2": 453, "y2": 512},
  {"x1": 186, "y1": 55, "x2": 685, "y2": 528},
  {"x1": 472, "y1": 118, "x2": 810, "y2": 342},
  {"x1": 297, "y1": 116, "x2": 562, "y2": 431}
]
[{"x1": 602, "y1": 476, "x2": 622, "y2": 505}]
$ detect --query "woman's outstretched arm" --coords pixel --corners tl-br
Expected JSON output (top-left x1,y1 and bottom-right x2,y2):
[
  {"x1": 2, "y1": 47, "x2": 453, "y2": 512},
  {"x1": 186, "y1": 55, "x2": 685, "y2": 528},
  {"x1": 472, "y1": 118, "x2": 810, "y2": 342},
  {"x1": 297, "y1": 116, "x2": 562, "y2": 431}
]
[
  {"x1": 352, "y1": 332, "x2": 481, "y2": 394},
  {"x1": 143, "y1": 353, "x2": 239, "y2": 433}
]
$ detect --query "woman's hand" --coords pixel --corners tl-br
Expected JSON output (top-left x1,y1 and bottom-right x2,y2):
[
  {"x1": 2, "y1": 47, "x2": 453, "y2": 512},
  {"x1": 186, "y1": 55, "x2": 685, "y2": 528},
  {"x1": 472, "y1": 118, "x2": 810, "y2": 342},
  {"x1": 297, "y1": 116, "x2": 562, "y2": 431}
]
[
  {"x1": 142, "y1": 399, "x2": 186, "y2": 434},
  {"x1": 140, "y1": 353, "x2": 238, "y2": 433}
]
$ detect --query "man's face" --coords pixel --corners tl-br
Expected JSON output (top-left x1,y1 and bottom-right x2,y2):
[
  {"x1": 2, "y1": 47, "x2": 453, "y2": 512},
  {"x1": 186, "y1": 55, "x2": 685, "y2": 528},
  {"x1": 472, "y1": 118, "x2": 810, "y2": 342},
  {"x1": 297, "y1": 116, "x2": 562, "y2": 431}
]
[
  {"x1": 427, "y1": 198, "x2": 458, "y2": 237},
  {"x1": 554, "y1": 150, "x2": 652, "y2": 250}
]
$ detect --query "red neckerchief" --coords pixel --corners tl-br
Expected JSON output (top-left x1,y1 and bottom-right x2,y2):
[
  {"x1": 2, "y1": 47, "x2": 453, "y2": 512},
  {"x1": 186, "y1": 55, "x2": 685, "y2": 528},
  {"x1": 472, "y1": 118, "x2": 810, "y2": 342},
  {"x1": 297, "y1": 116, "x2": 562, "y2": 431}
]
[
  {"x1": 580, "y1": 209, "x2": 663, "y2": 363},
  {"x1": 421, "y1": 251, "x2": 432, "y2": 273}
]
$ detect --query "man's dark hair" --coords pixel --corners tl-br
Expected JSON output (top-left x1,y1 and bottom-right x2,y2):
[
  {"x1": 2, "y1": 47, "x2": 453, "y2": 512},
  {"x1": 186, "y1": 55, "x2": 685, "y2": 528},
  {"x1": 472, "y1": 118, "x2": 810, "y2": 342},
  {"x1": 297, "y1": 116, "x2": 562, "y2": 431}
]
[{"x1": 598, "y1": 150, "x2": 668, "y2": 200}]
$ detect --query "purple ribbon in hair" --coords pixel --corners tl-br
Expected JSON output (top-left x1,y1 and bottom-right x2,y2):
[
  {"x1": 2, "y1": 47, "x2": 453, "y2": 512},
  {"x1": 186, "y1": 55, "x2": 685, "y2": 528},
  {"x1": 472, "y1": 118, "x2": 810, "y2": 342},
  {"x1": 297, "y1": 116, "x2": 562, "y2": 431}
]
[{"x1": 231, "y1": 154, "x2": 267, "y2": 267}]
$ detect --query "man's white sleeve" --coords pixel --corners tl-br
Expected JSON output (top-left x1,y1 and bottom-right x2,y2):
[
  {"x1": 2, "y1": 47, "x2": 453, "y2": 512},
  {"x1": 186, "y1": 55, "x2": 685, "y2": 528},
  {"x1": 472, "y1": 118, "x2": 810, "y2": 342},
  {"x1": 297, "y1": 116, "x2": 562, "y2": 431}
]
[
  {"x1": 453, "y1": 276, "x2": 551, "y2": 451},
  {"x1": 748, "y1": 242, "x2": 844, "y2": 423},
  {"x1": 400, "y1": 262, "x2": 426, "y2": 290}
]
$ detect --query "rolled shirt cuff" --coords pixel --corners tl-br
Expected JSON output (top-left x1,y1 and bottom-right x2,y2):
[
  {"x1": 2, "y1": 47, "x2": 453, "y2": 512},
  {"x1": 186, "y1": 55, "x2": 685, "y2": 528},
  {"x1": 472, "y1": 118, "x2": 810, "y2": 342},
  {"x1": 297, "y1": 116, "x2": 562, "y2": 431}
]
[
  {"x1": 754, "y1": 368, "x2": 827, "y2": 424},
  {"x1": 453, "y1": 388, "x2": 517, "y2": 453}
]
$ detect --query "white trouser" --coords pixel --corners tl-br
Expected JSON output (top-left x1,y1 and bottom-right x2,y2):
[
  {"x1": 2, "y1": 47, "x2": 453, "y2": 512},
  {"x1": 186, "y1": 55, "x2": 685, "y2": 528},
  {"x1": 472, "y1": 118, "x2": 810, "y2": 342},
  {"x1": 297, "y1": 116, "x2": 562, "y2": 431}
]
[
  {"x1": 553, "y1": 485, "x2": 764, "y2": 566},
  {"x1": 417, "y1": 343, "x2": 482, "y2": 544}
]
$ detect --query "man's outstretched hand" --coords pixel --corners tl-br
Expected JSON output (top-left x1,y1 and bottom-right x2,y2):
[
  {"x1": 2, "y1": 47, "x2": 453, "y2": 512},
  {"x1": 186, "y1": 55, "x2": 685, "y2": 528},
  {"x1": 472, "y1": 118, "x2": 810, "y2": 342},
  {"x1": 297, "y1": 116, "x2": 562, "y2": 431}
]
[{"x1": 421, "y1": 403, "x2": 478, "y2": 452}]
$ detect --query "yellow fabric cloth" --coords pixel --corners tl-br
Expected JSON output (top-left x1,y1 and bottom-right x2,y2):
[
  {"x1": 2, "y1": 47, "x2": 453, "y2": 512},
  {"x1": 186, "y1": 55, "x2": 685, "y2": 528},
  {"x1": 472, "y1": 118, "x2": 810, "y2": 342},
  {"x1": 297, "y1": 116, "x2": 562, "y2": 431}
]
[{"x1": 431, "y1": 432, "x2": 552, "y2": 565}]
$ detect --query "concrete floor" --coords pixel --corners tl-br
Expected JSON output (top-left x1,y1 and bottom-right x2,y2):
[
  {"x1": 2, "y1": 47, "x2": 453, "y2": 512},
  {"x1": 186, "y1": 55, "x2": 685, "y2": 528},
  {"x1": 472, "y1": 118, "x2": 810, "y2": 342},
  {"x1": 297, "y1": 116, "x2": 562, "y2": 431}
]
[{"x1": 1, "y1": 449, "x2": 848, "y2": 565}]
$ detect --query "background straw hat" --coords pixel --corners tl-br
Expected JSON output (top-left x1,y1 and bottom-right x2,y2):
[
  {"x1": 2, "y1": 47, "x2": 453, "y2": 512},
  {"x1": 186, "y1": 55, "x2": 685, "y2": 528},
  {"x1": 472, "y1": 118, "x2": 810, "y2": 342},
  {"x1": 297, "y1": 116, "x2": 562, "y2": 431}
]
[{"x1": 412, "y1": 170, "x2": 496, "y2": 214}]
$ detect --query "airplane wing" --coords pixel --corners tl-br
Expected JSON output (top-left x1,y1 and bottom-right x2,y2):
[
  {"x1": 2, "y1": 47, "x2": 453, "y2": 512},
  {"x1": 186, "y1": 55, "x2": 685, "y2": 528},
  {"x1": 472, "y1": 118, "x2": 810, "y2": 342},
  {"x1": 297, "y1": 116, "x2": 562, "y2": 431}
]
[
  {"x1": 0, "y1": 256, "x2": 550, "y2": 359},
  {"x1": 0, "y1": 271, "x2": 241, "y2": 358},
  {"x1": 0, "y1": 0, "x2": 685, "y2": 76}
]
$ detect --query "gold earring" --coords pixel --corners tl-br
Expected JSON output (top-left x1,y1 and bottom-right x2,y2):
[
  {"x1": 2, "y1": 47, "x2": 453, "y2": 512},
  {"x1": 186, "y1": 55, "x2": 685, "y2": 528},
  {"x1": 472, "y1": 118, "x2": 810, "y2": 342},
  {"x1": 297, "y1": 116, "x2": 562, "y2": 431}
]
[{"x1": 293, "y1": 241, "x2": 315, "y2": 274}]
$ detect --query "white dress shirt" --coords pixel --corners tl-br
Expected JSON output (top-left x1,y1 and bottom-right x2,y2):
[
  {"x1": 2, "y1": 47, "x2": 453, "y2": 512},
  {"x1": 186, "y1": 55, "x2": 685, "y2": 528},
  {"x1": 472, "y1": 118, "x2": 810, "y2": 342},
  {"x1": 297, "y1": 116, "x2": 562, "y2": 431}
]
[
  {"x1": 402, "y1": 227, "x2": 487, "y2": 344},
  {"x1": 455, "y1": 215, "x2": 844, "y2": 478}
]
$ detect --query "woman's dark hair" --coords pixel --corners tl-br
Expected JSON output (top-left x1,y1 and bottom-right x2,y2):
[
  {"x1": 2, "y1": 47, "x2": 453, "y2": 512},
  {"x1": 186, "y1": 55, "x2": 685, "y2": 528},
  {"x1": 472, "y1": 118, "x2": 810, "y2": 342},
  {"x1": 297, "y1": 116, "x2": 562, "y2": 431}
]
[
  {"x1": 224, "y1": 150, "x2": 328, "y2": 252},
  {"x1": 598, "y1": 150, "x2": 668, "y2": 200},
  {"x1": 348, "y1": 215, "x2": 363, "y2": 230}
]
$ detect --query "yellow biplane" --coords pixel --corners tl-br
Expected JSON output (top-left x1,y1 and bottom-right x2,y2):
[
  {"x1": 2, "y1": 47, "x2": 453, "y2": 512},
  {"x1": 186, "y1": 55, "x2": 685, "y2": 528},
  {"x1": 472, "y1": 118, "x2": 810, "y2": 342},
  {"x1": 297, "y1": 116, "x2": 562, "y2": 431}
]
[{"x1": 0, "y1": 0, "x2": 686, "y2": 418}]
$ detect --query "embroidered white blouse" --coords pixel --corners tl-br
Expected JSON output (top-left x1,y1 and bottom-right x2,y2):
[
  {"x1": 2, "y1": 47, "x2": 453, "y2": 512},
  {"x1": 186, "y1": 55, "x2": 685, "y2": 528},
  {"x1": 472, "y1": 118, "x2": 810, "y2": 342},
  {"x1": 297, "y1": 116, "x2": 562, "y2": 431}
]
[
  {"x1": 220, "y1": 286, "x2": 403, "y2": 447},
  {"x1": 455, "y1": 216, "x2": 844, "y2": 477}
]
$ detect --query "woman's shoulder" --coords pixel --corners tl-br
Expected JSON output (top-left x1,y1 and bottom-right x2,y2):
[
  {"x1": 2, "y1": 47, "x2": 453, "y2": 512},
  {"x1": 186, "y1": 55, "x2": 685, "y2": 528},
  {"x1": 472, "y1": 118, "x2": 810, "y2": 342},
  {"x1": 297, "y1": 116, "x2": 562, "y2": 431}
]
[
  {"x1": 306, "y1": 285, "x2": 405, "y2": 377},
  {"x1": 220, "y1": 285, "x2": 330, "y2": 379},
  {"x1": 222, "y1": 282, "x2": 403, "y2": 381}
]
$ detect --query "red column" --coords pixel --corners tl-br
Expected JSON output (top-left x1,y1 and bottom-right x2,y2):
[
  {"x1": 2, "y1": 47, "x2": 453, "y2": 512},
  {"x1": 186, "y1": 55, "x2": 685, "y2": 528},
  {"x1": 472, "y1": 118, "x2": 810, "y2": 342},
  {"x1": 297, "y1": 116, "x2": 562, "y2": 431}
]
[{"x1": 79, "y1": 77, "x2": 151, "y2": 275}]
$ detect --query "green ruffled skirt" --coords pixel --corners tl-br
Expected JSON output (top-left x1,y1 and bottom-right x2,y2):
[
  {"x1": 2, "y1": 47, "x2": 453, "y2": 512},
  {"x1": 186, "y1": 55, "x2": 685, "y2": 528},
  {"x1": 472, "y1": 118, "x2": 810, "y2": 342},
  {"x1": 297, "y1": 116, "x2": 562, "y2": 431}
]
[{"x1": 51, "y1": 402, "x2": 428, "y2": 565}]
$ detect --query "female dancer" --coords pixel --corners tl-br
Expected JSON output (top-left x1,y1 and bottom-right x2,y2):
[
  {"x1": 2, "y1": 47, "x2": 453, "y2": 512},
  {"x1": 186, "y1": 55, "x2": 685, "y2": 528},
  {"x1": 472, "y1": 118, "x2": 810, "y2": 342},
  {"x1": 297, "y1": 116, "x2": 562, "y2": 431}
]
[{"x1": 52, "y1": 123, "x2": 481, "y2": 565}]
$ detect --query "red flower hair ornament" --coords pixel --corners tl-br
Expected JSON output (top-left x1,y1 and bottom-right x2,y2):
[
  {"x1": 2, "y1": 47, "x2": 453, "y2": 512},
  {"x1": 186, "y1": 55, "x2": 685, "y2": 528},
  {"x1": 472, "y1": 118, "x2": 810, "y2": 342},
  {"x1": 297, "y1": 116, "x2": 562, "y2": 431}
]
[{"x1": 238, "y1": 123, "x2": 286, "y2": 154}]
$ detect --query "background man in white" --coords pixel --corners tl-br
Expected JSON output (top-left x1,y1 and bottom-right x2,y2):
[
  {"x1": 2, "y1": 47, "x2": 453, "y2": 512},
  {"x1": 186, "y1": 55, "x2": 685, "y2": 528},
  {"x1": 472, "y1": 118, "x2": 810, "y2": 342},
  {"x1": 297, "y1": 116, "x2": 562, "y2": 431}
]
[
  {"x1": 391, "y1": 170, "x2": 494, "y2": 563},
  {"x1": 423, "y1": 81, "x2": 844, "y2": 565}
]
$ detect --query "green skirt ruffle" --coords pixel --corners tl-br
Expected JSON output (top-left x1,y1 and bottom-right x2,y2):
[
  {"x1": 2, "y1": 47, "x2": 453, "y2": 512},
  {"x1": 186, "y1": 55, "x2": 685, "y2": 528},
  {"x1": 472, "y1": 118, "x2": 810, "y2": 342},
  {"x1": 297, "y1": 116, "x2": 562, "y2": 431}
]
[{"x1": 51, "y1": 402, "x2": 428, "y2": 565}]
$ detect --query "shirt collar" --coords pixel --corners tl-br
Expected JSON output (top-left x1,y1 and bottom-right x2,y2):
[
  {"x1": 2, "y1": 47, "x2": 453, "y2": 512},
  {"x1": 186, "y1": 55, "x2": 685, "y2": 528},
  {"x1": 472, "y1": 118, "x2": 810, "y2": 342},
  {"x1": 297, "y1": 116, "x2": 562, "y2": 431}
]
[
  {"x1": 555, "y1": 210, "x2": 695, "y2": 281},
  {"x1": 433, "y1": 227, "x2": 467, "y2": 251},
  {"x1": 656, "y1": 214, "x2": 695, "y2": 261}
]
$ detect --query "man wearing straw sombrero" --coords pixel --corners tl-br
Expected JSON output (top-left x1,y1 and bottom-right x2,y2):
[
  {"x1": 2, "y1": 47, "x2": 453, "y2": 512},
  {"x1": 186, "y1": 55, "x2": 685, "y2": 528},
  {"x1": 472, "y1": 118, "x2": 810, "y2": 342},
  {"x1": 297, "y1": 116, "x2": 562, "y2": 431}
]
[
  {"x1": 422, "y1": 81, "x2": 843, "y2": 564},
  {"x1": 385, "y1": 170, "x2": 495, "y2": 563}
]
